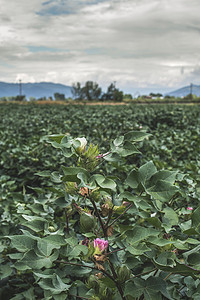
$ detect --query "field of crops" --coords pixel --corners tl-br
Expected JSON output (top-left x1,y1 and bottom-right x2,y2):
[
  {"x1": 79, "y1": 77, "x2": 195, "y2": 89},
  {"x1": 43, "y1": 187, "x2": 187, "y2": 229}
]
[{"x1": 0, "y1": 103, "x2": 200, "y2": 299}]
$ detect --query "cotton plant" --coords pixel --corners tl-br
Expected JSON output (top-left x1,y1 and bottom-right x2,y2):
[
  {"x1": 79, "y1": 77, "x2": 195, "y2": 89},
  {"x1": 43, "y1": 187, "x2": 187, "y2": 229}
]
[{"x1": 3, "y1": 131, "x2": 200, "y2": 300}]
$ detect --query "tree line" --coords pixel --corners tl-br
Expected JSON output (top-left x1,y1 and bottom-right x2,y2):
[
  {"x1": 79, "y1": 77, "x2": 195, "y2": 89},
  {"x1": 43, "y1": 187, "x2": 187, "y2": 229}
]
[{"x1": 71, "y1": 81, "x2": 132, "y2": 101}]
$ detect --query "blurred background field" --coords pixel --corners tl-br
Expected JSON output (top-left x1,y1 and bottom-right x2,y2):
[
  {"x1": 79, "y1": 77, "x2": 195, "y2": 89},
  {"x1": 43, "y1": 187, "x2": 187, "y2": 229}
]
[{"x1": 0, "y1": 103, "x2": 199, "y2": 193}]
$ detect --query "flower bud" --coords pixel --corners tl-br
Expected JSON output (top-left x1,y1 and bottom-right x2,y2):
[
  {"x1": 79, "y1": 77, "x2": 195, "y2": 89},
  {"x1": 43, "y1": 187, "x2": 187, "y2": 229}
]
[
  {"x1": 48, "y1": 226, "x2": 56, "y2": 232},
  {"x1": 187, "y1": 207, "x2": 193, "y2": 211},
  {"x1": 75, "y1": 137, "x2": 87, "y2": 154},
  {"x1": 113, "y1": 205, "x2": 126, "y2": 214},
  {"x1": 117, "y1": 265, "x2": 131, "y2": 283},
  {"x1": 90, "y1": 188, "x2": 100, "y2": 202},
  {"x1": 93, "y1": 238, "x2": 108, "y2": 255},
  {"x1": 80, "y1": 211, "x2": 96, "y2": 233},
  {"x1": 65, "y1": 182, "x2": 77, "y2": 195},
  {"x1": 101, "y1": 203, "x2": 110, "y2": 217}
]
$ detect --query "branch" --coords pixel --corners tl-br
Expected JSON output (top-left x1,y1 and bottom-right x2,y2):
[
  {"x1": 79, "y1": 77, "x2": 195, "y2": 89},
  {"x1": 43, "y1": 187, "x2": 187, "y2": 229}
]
[
  {"x1": 107, "y1": 203, "x2": 133, "y2": 228},
  {"x1": 64, "y1": 209, "x2": 69, "y2": 234},
  {"x1": 90, "y1": 198, "x2": 107, "y2": 237},
  {"x1": 106, "y1": 247, "x2": 126, "y2": 256},
  {"x1": 55, "y1": 260, "x2": 115, "y2": 283},
  {"x1": 132, "y1": 268, "x2": 157, "y2": 279},
  {"x1": 108, "y1": 259, "x2": 126, "y2": 300}
]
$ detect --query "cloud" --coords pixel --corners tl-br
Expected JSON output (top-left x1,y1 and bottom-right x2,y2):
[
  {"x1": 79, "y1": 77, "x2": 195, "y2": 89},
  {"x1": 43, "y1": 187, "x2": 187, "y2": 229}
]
[
  {"x1": 0, "y1": 0, "x2": 200, "y2": 93},
  {"x1": 37, "y1": 0, "x2": 108, "y2": 15}
]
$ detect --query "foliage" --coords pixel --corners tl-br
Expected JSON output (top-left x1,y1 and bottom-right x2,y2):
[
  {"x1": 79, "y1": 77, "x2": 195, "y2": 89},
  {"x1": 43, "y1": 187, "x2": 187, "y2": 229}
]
[
  {"x1": 54, "y1": 93, "x2": 65, "y2": 101},
  {"x1": 101, "y1": 82, "x2": 123, "y2": 102},
  {"x1": 71, "y1": 81, "x2": 102, "y2": 101},
  {"x1": 71, "y1": 81, "x2": 123, "y2": 101},
  {"x1": 0, "y1": 103, "x2": 200, "y2": 299}
]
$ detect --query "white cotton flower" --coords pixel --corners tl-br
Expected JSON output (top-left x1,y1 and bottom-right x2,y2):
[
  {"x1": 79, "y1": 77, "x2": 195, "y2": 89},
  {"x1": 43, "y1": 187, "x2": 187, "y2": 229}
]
[{"x1": 76, "y1": 137, "x2": 87, "y2": 148}]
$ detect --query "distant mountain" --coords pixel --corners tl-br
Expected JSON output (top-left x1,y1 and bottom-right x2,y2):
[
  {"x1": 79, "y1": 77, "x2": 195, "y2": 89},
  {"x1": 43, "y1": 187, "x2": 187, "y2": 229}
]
[
  {"x1": 0, "y1": 81, "x2": 72, "y2": 99},
  {"x1": 167, "y1": 84, "x2": 200, "y2": 97}
]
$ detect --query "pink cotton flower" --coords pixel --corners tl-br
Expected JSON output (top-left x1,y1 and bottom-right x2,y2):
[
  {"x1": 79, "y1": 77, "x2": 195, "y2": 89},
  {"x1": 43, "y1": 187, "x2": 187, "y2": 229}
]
[
  {"x1": 93, "y1": 238, "x2": 108, "y2": 254},
  {"x1": 187, "y1": 207, "x2": 193, "y2": 211}
]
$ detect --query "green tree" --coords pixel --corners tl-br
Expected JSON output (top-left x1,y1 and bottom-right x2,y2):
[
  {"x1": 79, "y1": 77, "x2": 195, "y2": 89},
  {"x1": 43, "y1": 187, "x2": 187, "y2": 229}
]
[
  {"x1": 123, "y1": 93, "x2": 133, "y2": 100},
  {"x1": 81, "y1": 81, "x2": 102, "y2": 101},
  {"x1": 15, "y1": 95, "x2": 26, "y2": 101},
  {"x1": 54, "y1": 93, "x2": 65, "y2": 101},
  {"x1": 149, "y1": 93, "x2": 163, "y2": 98},
  {"x1": 71, "y1": 82, "x2": 83, "y2": 100},
  {"x1": 72, "y1": 81, "x2": 102, "y2": 101},
  {"x1": 102, "y1": 82, "x2": 123, "y2": 102}
]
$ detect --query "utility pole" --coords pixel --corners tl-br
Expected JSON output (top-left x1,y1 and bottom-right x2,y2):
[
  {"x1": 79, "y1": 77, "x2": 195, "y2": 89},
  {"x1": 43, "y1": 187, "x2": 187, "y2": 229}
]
[
  {"x1": 19, "y1": 79, "x2": 22, "y2": 96},
  {"x1": 190, "y1": 83, "x2": 193, "y2": 99}
]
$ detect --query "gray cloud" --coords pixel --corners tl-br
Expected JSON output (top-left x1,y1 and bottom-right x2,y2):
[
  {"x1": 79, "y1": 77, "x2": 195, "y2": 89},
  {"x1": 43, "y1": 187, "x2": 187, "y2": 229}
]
[{"x1": 0, "y1": 0, "x2": 200, "y2": 93}]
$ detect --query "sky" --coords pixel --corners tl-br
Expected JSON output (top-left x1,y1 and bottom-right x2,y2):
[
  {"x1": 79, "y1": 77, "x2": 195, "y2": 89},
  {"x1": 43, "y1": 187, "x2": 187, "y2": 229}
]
[{"x1": 1, "y1": 0, "x2": 200, "y2": 95}]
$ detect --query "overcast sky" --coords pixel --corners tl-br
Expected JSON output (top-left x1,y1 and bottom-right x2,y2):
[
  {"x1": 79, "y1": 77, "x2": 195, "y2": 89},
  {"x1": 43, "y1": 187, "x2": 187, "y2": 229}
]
[{"x1": 1, "y1": 0, "x2": 200, "y2": 94}]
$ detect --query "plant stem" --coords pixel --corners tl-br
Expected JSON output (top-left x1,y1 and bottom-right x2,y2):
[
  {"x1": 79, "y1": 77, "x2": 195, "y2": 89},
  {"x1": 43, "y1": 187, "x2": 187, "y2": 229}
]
[
  {"x1": 164, "y1": 272, "x2": 172, "y2": 281},
  {"x1": 90, "y1": 197, "x2": 126, "y2": 300},
  {"x1": 108, "y1": 260, "x2": 126, "y2": 300},
  {"x1": 107, "y1": 203, "x2": 133, "y2": 228},
  {"x1": 64, "y1": 209, "x2": 69, "y2": 234},
  {"x1": 90, "y1": 198, "x2": 107, "y2": 237},
  {"x1": 132, "y1": 268, "x2": 157, "y2": 279},
  {"x1": 55, "y1": 260, "x2": 115, "y2": 283},
  {"x1": 106, "y1": 247, "x2": 126, "y2": 256}
]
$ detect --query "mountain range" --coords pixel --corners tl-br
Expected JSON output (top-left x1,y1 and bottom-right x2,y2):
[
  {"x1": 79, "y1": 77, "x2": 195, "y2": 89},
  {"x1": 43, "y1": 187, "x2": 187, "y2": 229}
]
[
  {"x1": 0, "y1": 81, "x2": 200, "y2": 99},
  {"x1": 0, "y1": 81, "x2": 72, "y2": 99},
  {"x1": 166, "y1": 84, "x2": 200, "y2": 97}
]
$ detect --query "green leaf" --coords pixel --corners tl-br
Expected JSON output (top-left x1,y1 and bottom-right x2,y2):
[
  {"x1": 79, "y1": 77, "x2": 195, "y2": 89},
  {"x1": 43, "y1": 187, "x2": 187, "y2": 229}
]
[
  {"x1": 21, "y1": 287, "x2": 35, "y2": 300},
  {"x1": 183, "y1": 244, "x2": 200, "y2": 266},
  {"x1": 47, "y1": 134, "x2": 65, "y2": 144},
  {"x1": 36, "y1": 240, "x2": 55, "y2": 257},
  {"x1": 7, "y1": 235, "x2": 37, "y2": 252},
  {"x1": 118, "y1": 141, "x2": 141, "y2": 157},
  {"x1": 147, "y1": 237, "x2": 172, "y2": 247},
  {"x1": 62, "y1": 147, "x2": 73, "y2": 158},
  {"x1": 146, "y1": 180, "x2": 178, "y2": 202},
  {"x1": 68, "y1": 245, "x2": 88, "y2": 258},
  {"x1": 126, "y1": 243, "x2": 151, "y2": 255},
  {"x1": 125, "y1": 277, "x2": 171, "y2": 300},
  {"x1": 38, "y1": 274, "x2": 71, "y2": 294},
  {"x1": 77, "y1": 172, "x2": 96, "y2": 189},
  {"x1": 139, "y1": 161, "x2": 157, "y2": 185},
  {"x1": 0, "y1": 264, "x2": 12, "y2": 279},
  {"x1": 153, "y1": 256, "x2": 200, "y2": 276},
  {"x1": 52, "y1": 274, "x2": 71, "y2": 293},
  {"x1": 124, "y1": 131, "x2": 151, "y2": 142},
  {"x1": 35, "y1": 170, "x2": 51, "y2": 177},
  {"x1": 125, "y1": 278, "x2": 144, "y2": 298},
  {"x1": 21, "y1": 215, "x2": 47, "y2": 232},
  {"x1": 92, "y1": 174, "x2": 116, "y2": 190},
  {"x1": 51, "y1": 171, "x2": 62, "y2": 183},
  {"x1": 43, "y1": 235, "x2": 66, "y2": 248},
  {"x1": 187, "y1": 253, "x2": 200, "y2": 267},
  {"x1": 100, "y1": 276, "x2": 116, "y2": 288},
  {"x1": 113, "y1": 136, "x2": 124, "y2": 146},
  {"x1": 62, "y1": 166, "x2": 88, "y2": 182},
  {"x1": 147, "y1": 170, "x2": 178, "y2": 187},
  {"x1": 162, "y1": 207, "x2": 179, "y2": 227},
  {"x1": 146, "y1": 217, "x2": 162, "y2": 228},
  {"x1": 19, "y1": 249, "x2": 59, "y2": 269},
  {"x1": 126, "y1": 170, "x2": 140, "y2": 188},
  {"x1": 126, "y1": 226, "x2": 159, "y2": 245},
  {"x1": 191, "y1": 206, "x2": 200, "y2": 234}
]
